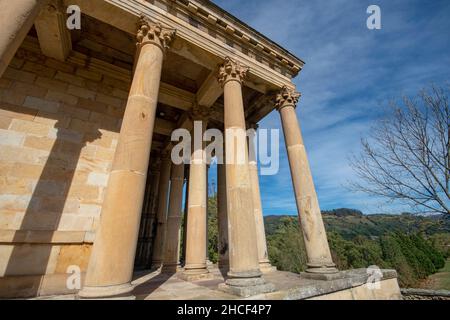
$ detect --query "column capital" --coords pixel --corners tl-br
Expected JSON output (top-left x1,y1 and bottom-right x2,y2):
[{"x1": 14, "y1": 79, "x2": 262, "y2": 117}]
[
  {"x1": 136, "y1": 15, "x2": 176, "y2": 53},
  {"x1": 247, "y1": 122, "x2": 259, "y2": 131},
  {"x1": 275, "y1": 85, "x2": 301, "y2": 111},
  {"x1": 189, "y1": 104, "x2": 210, "y2": 122},
  {"x1": 217, "y1": 57, "x2": 249, "y2": 87}
]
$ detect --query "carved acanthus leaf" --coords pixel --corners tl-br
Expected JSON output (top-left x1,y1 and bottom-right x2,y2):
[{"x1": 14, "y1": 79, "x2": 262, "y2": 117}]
[
  {"x1": 275, "y1": 85, "x2": 301, "y2": 110},
  {"x1": 136, "y1": 15, "x2": 176, "y2": 51},
  {"x1": 217, "y1": 57, "x2": 249, "y2": 86}
]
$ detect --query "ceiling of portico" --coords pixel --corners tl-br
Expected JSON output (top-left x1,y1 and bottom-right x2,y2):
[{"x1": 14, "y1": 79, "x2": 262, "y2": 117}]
[{"x1": 30, "y1": 9, "x2": 278, "y2": 153}]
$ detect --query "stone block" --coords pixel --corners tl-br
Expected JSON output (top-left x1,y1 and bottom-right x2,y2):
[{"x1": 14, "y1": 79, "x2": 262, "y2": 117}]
[
  {"x1": 35, "y1": 77, "x2": 68, "y2": 92},
  {"x1": 76, "y1": 69, "x2": 102, "y2": 81},
  {"x1": 10, "y1": 118, "x2": 51, "y2": 136},
  {"x1": 87, "y1": 172, "x2": 109, "y2": 187},
  {"x1": 0, "y1": 212, "x2": 21, "y2": 230},
  {"x1": 67, "y1": 185, "x2": 100, "y2": 201},
  {"x1": 103, "y1": 76, "x2": 130, "y2": 91},
  {"x1": 59, "y1": 104, "x2": 90, "y2": 121},
  {"x1": 45, "y1": 59, "x2": 76, "y2": 74},
  {"x1": 16, "y1": 212, "x2": 59, "y2": 231},
  {"x1": 0, "y1": 102, "x2": 37, "y2": 121},
  {"x1": 96, "y1": 93, "x2": 123, "y2": 108},
  {"x1": 0, "y1": 116, "x2": 11, "y2": 129},
  {"x1": 79, "y1": 204, "x2": 102, "y2": 217},
  {"x1": 9, "y1": 163, "x2": 43, "y2": 179},
  {"x1": 47, "y1": 127, "x2": 83, "y2": 144},
  {"x1": 23, "y1": 96, "x2": 59, "y2": 114},
  {"x1": 95, "y1": 147, "x2": 114, "y2": 161},
  {"x1": 45, "y1": 90, "x2": 78, "y2": 106},
  {"x1": 80, "y1": 145, "x2": 97, "y2": 160},
  {"x1": 54, "y1": 71, "x2": 85, "y2": 87},
  {"x1": 34, "y1": 110, "x2": 71, "y2": 128},
  {"x1": 23, "y1": 136, "x2": 55, "y2": 151},
  {"x1": 68, "y1": 118, "x2": 98, "y2": 134},
  {"x1": 58, "y1": 214, "x2": 94, "y2": 231},
  {"x1": 218, "y1": 281, "x2": 275, "y2": 298},
  {"x1": 54, "y1": 244, "x2": 92, "y2": 274},
  {"x1": 0, "y1": 145, "x2": 49, "y2": 164},
  {"x1": 3, "y1": 68, "x2": 36, "y2": 84},
  {"x1": 78, "y1": 98, "x2": 108, "y2": 114},
  {"x1": 85, "y1": 134, "x2": 112, "y2": 148},
  {"x1": 84, "y1": 231, "x2": 96, "y2": 243},
  {"x1": 0, "y1": 230, "x2": 85, "y2": 244},
  {"x1": 9, "y1": 58, "x2": 25, "y2": 69},
  {"x1": 22, "y1": 61, "x2": 56, "y2": 78},
  {"x1": 0, "y1": 274, "x2": 42, "y2": 298},
  {"x1": 0, "y1": 128, "x2": 25, "y2": 146},
  {"x1": 0, "y1": 79, "x2": 11, "y2": 89},
  {"x1": 111, "y1": 88, "x2": 129, "y2": 100},
  {"x1": 0, "y1": 176, "x2": 33, "y2": 195},
  {"x1": 67, "y1": 85, "x2": 96, "y2": 100},
  {"x1": 0, "y1": 88, "x2": 26, "y2": 106},
  {"x1": 10, "y1": 81, "x2": 47, "y2": 98},
  {"x1": 0, "y1": 244, "x2": 61, "y2": 277}
]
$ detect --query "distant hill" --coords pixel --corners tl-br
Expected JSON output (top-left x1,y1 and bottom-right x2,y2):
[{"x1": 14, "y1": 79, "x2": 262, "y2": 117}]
[
  {"x1": 264, "y1": 209, "x2": 450, "y2": 240},
  {"x1": 263, "y1": 209, "x2": 450, "y2": 287}
]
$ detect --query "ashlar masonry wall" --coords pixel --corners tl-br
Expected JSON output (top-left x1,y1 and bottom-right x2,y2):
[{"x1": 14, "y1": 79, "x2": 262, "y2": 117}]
[{"x1": 0, "y1": 36, "x2": 131, "y2": 298}]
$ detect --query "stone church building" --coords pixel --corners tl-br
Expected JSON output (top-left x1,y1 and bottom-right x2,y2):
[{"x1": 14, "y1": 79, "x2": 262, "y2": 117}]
[{"x1": 0, "y1": 0, "x2": 401, "y2": 299}]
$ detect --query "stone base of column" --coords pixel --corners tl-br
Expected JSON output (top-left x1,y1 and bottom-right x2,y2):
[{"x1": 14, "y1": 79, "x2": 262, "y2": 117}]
[
  {"x1": 77, "y1": 283, "x2": 135, "y2": 300},
  {"x1": 178, "y1": 271, "x2": 214, "y2": 282},
  {"x1": 218, "y1": 262, "x2": 229, "y2": 272},
  {"x1": 151, "y1": 260, "x2": 163, "y2": 269},
  {"x1": 259, "y1": 262, "x2": 277, "y2": 274},
  {"x1": 301, "y1": 263, "x2": 342, "y2": 281},
  {"x1": 218, "y1": 277, "x2": 275, "y2": 298},
  {"x1": 161, "y1": 263, "x2": 182, "y2": 274}
]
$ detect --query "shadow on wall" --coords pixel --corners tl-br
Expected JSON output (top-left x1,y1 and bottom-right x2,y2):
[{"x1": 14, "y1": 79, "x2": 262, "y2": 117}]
[{"x1": 4, "y1": 120, "x2": 101, "y2": 297}]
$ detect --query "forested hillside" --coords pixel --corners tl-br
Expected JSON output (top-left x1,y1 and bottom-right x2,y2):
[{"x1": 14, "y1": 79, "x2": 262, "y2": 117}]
[
  {"x1": 264, "y1": 210, "x2": 450, "y2": 287},
  {"x1": 204, "y1": 197, "x2": 450, "y2": 287}
]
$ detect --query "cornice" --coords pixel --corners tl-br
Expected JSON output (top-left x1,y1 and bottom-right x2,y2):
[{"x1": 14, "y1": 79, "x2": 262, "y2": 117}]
[{"x1": 90, "y1": 0, "x2": 298, "y2": 89}]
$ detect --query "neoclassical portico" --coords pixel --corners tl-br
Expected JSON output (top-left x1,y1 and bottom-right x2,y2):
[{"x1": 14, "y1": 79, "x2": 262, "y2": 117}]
[{"x1": 0, "y1": 0, "x2": 344, "y2": 299}]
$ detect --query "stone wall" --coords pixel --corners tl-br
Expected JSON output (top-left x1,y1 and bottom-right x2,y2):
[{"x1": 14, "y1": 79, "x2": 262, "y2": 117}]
[
  {"x1": 0, "y1": 36, "x2": 130, "y2": 298},
  {"x1": 401, "y1": 288, "x2": 450, "y2": 300}
]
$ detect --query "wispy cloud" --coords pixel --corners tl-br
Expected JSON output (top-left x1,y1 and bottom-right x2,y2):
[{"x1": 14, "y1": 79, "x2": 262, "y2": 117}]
[{"x1": 213, "y1": 0, "x2": 450, "y2": 214}]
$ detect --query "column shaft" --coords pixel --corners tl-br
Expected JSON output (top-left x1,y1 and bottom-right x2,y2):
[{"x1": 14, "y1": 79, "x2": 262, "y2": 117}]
[
  {"x1": 162, "y1": 164, "x2": 185, "y2": 273},
  {"x1": 145, "y1": 166, "x2": 160, "y2": 266},
  {"x1": 248, "y1": 151, "x2": 274, "y2": 272},
  {"x1": 152, "y1": 156, "x2": 172, "y2": 266},
  {"x1": 0, "y1": 0, "x2": 44, "y2": 76},
  {"x1": 222, "y1": 76, "x2": 260, "y2": 278},
  {"x1": 79, "y1": 18, "x2": 175, "y2": 298},
  {"x1": 218, "y1": 58, "x2": 274, "y2": 296},
  {"x1": 183, "y1": 120, "x2": 209, "y2": 277},
  {"x1": 217, "y1": 163, "x2": 229, "y2": 270},
  {"x1": 277, "y1": 86, "x2": 337, "y2": 274}
]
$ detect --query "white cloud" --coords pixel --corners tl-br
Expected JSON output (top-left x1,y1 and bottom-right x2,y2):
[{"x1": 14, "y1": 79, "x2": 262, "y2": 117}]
[{"x1": 213, "y1": 0, "x2": 450, "y2": 214}]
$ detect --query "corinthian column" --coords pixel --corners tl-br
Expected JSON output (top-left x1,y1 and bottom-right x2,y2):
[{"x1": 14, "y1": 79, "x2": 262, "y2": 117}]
[
  {"x1": 152, "y1": 154, "x2": 172, "y2": 267},
  {"x1": 276, "y1": 86, "x2": 338, "y2": 278},
  {"x1": 218, "y1": 57, "x2": 274, "y2": 297},
  {"x1": 181, "y1": 107, "x2": 212, "y2": 280},
  {"x1": 162, "y1": 163, "x2": 185, "y2": 273},
  {"x1": 78, "y1": 17, "x2": 175, "y2": 299},
  {"x1": 0, "y1": 0, "x2": 45, "y2": 76},
  {"x1": 247, "y1": 124, "x2": 276, "y2": 273}
]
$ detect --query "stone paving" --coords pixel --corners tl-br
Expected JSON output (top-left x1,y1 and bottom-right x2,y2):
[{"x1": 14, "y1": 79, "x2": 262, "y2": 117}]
[{"x1": 31, "y1": 268, "x2": 401, "y2": 300}]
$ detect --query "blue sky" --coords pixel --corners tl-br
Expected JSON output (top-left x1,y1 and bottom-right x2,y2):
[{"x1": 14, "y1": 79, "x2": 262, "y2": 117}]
[{"x1": 207, "y1": 0, "x2": 450, "y2": 215}]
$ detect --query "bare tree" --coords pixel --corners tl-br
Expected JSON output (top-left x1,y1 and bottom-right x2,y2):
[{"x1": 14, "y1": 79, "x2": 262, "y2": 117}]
[{"x1": 350, "y1": 85, "x2": 450, "y2": 214}]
